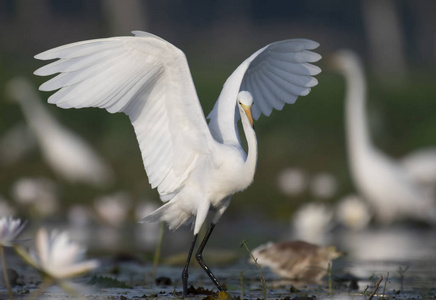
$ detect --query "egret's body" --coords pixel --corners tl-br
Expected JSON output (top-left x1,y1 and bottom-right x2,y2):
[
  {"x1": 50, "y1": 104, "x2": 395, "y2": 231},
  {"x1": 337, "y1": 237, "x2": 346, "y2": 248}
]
[
  {"x1": 35, "y1": 31, "x2": 321, "y2": 294},
  {"x1": 333, "y1": 50, "x2": 436, "y2": 225}
]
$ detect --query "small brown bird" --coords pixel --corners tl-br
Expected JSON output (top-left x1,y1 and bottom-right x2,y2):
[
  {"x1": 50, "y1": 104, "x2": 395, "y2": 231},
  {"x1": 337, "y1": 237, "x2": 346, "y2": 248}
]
[{"x1": 251, "y1": 240, "x2": 342, "y2": 283}]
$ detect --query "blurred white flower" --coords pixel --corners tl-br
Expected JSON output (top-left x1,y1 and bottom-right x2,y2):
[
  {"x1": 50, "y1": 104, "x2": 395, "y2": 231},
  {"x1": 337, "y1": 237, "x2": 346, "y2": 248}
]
[
  {"x1": 94, "y1": 191, "x2": 131, "y2": 227},
  {"x1": 0, "y1": 217, "x2": 27, "y2": 247},
  {"x1": 16, "y1": 228, "x2": 99, "y2": 280},
  {"x1": 309, "y1": 172, "x2": 338, "y2": 199},
  {"x1": 292, "y1": 203, "x2": 334, "y2": 244},
  {"x1": 0, "y1": 217, "x2": 27, "y2": 298},
  {"x1": 276, "y1": 168, "x2": 308, "y2": 196},
  {"x1": 336, "y1": 194, "x2": 372, "y2": 231}
]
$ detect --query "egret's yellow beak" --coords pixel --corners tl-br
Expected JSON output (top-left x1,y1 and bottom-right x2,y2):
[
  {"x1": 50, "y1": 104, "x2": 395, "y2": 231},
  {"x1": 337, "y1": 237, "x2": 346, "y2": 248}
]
[{"x1": 241, "y1": 104, "x2": 254, "y2": 128}]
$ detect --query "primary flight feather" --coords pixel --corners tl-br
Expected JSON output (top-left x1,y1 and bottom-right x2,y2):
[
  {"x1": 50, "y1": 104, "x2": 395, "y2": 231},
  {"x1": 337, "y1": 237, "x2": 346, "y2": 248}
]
[{"x1": 34, "y1": 30, "x2": 321, "y2": 294}]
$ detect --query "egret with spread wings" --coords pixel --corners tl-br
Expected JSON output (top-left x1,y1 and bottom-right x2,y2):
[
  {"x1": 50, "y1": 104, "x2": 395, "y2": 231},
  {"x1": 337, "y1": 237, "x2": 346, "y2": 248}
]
[{"x1": 34, "y1": 31, "x2": 321, "y2": 295}]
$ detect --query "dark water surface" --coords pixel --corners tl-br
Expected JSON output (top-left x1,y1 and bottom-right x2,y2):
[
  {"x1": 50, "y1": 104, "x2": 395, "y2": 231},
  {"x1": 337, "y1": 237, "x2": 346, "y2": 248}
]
[{"x1": 1, "y1": 218, "x2": 435, "y2": 299}]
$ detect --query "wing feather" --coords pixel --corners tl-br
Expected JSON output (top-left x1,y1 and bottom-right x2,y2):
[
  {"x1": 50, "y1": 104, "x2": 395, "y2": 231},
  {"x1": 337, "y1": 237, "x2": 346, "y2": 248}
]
[
  {"x1": 35, "y1": 31, "x2": 214, "y2": 201},
  {"x1": 208, "y1": 39, "x2": 320, "y2": 144},
  {"x1": 251, "y1": 72, "x2": 273, "y2": 116},
  {"x1": 35, "y1": 40, "x2": 122, "y2": 60},
  {"x1": 35, "y1": 48, "x2": 124, "y2": 77},
  {"x1": 253, "y1": 71, "x2": 284, "y2": 110}
]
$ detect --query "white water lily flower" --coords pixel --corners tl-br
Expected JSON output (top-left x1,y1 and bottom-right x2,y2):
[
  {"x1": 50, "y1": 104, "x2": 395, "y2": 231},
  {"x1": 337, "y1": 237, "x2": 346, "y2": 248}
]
[
  {"x1": 0, "y1": 216, "x2": 27, "y2": 247},
  {"x1": 16, "y1": 228, "x2": 99, "y2": 280}
]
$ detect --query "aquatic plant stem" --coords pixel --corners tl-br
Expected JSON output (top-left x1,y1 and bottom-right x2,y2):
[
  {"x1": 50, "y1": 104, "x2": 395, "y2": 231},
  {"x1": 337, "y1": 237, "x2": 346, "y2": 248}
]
[
  {"x1": 152, "y1": 222, "x2": 165, "y2": 280},
  {"x1": 240, "y1": 271, "x2": 244, "y2": 300},
  {"x1": 397, "y1": 266, "x2": 408, "y2": 292},
  {"x1": 369, "y1": 275, "x2": 383, "y2": 300},
  {"x1": 382, "y1": 272, "x2": 389, "y2": 297},
  {"x1": 1, "y1": 245, "x2": 14, "y2": 300},
  {"x1": 327, "y1": 262, "x2": 332, "y2": 297},
  {"x1": 29, "y1": 276, "x2": 53, "y2": 299},
  {"x1": 241, "y1": 240, "x2": 266, "y2": 300}
]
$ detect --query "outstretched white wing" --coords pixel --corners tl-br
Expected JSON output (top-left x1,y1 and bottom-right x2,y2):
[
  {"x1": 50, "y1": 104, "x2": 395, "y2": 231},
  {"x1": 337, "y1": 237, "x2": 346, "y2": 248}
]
[
  {"x1": 208, "y1": 39, "x2": 321, "y2": 144},
  {"x1": 34, "y1": 31, "x2": 214, "y2": 200}
]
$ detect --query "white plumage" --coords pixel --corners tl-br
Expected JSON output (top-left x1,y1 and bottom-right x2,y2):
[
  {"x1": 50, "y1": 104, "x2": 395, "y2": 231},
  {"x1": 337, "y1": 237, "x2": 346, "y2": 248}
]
[
  {"x1": 332, "y1": 50, "x2": 436, "y2": 225},
  {"x1": 34, "y1": 31, "x2": 321, "y2": 293}
]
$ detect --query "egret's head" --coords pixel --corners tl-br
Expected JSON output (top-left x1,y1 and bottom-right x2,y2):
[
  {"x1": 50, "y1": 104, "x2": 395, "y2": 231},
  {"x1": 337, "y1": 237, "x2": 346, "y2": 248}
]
[
  {"x1": 328, "y1": 49, "x2": 362, "y2": 75},
  {"x1": 237, "y1": 91, "x2": 254, "y2": 128}
]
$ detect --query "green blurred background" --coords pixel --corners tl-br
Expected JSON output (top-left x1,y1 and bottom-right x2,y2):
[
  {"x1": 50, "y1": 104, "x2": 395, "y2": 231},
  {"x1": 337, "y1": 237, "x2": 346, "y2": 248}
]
[{"x1": 1, "y1": 0, "x2": 436, "y2": 224}]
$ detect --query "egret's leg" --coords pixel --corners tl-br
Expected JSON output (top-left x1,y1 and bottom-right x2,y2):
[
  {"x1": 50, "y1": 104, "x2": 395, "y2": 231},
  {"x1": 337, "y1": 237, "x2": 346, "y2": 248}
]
[
  {"x1": 182, "y1": 234, "x2": 198, "y2": 296},
  {"x1": 195, "y1": 223, "x2": 225, "y2": 291}
]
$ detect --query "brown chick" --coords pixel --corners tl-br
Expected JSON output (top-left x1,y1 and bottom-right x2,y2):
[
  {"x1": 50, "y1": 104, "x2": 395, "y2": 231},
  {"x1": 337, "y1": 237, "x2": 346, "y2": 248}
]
[{"x1": 251, "y1": 240, "x2": 342, "y2": 283}]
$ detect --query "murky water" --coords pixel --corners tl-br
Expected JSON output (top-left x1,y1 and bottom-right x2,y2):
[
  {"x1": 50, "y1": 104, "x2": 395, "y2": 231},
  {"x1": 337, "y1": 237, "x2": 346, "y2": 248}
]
[{"x1": 1, "y1": 220, "x2": 435, "y2": 299}]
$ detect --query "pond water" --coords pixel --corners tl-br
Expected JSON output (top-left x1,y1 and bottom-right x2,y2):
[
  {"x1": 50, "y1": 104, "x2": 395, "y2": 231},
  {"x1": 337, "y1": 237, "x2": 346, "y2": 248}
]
[{"x1": 1, "y1": 218, "x2": 435, "y2": 299}]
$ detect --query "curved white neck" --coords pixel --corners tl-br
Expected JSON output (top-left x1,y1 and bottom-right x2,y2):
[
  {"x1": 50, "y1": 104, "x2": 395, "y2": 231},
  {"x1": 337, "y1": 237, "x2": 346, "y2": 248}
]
[
  {"x1": 240, "y1": 110, "x2": 258, "y2": 186},
  {"x1": 344, "y1": 62, "x2": 372, "y2": 158}
]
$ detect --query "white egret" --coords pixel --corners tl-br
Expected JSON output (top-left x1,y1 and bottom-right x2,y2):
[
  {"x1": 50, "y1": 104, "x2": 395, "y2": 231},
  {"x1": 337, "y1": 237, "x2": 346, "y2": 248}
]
[
  {"x1": 5, "y1": 77, "x2": 114, "y2": 187},
  {"x1": 332, "y1": 50, "x2": 436, "y2": 225},
  {"x1": 34, "y1": 31, "x2": 321, "y2": 294}
]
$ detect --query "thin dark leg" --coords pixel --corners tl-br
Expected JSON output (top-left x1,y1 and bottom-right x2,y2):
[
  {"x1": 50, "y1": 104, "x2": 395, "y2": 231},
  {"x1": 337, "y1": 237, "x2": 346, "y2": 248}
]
[
  {"x1": 182, "y1": 234, "x2": 198, "y2": 296},
  {"x1": 195, "y1": 223, "x2": 225, "y2": 291}
]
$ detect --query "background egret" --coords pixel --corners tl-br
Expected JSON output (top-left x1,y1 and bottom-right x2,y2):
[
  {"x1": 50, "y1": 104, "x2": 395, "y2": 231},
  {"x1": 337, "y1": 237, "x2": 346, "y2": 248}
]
[
  {"x1": 34, "y1": 31, "x2": 321, "y2": 294},
  {"x1": 5, "y1": 77, "x2": 114, "y2": 187},
  {"x1": 332, "y1": 50, "x2": 436, "y2": 225}
]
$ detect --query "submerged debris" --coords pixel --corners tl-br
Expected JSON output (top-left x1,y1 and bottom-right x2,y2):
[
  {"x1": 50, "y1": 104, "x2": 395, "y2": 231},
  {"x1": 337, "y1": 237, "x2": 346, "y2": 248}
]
[
  {"x1": 155, "y1": 276, "x2": 172, "y2": 286},
  {"x1": 88, "y1": 275, "x2": 131, "y2": 288}
]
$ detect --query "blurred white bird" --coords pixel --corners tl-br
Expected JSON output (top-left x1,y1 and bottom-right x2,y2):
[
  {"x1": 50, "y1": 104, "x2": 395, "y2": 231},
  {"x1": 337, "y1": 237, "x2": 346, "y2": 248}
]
[
  {"x1": 5, "y1": 77, "x2": 114, "y2": 187},
  {"x1": 34, "y1": 31, "x2": 321, "y2": 294},
  {"x1": 332, "y1": 50, "x2": 436, "y2": 225}
]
